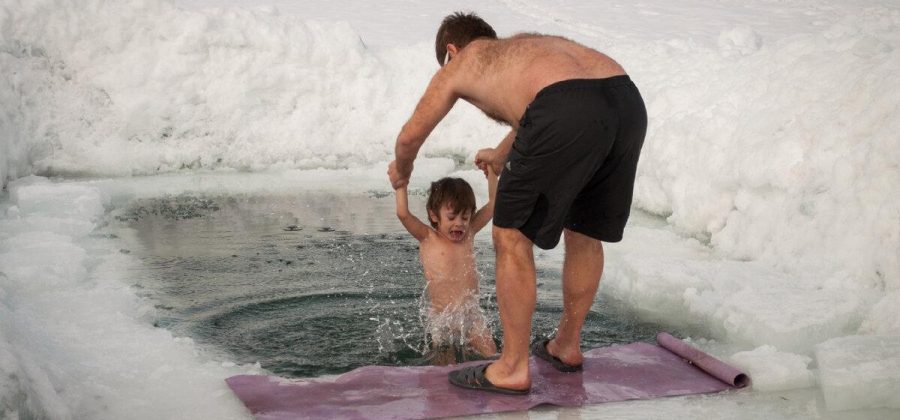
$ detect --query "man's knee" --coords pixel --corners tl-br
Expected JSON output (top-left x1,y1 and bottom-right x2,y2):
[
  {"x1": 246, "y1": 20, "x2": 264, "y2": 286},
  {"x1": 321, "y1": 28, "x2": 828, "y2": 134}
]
[
  {"x1": 563, "y1": 229, "x2": 603, "y2": 254},
  {"x1": 492, "y1": 226, "x2": 532, "y2": 254}
]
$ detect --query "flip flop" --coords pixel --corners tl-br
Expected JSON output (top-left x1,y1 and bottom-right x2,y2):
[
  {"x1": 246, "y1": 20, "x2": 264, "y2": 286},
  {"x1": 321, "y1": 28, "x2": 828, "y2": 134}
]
[
  {"x1": 448, "y1": 363, "x2": 529, "y2": 395},
  {"x1": 531, "y1": 339, "x2": 583, "y2": 372}
]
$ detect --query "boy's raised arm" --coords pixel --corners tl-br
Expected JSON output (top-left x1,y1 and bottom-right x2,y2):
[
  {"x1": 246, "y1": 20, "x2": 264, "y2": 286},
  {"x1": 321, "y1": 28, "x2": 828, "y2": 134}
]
[
  {"x1": 395, "y1": 185, "x2": 431, "y2": 242},
  {"x1": 471, "y1": 166, "x2": 498, "y2": 234}
]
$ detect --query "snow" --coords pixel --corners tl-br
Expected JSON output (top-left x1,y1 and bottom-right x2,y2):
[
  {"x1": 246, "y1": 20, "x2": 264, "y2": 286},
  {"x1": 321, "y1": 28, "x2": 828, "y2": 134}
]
[
  {"x1": 1, "y1": 0, "x2": 898, "y2": 418},
  {"x1": 859, "y1": 292, "x2": 900, "y2": 336},
  {"x1": 602, "y1": 225, "x2": 881, "y2": 354},
  {"x1": 0, "y1": 176, "x2": 261, "y2": 419},
  {"x1": 816, "y1": 335, "x2": 900, "y2": 411},
  {"x1": 729, "y1": 345, "x2": 814, "y2": 392}
]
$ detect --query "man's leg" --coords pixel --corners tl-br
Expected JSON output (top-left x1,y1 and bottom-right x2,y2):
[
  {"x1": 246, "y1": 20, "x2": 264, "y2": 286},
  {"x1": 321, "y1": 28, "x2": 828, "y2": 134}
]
[
  {"x1": 546, "y1": 229, "x2": 604, "y2": 367},
  {"x1": 484, "y1": 225, "x2": 536, "y2": 391}
]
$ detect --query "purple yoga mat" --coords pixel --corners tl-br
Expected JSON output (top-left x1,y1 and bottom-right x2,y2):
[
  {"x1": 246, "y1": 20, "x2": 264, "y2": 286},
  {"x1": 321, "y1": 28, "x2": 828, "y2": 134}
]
[{"x1": 226, "y1": 333, "x2": 749, "y2": 420}]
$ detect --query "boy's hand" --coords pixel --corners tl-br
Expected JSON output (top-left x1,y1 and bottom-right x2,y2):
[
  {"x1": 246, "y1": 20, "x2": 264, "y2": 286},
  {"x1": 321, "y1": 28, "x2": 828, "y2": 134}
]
[
  {"x1": 475, "y1": 148, "x2": 505, "y2": 176},
  {"x1": 388, "y1": 160, "x2": 411, "y2": 189},
  {"x1": 485, "y1": 164, "x2": 497, "y2": 179}
]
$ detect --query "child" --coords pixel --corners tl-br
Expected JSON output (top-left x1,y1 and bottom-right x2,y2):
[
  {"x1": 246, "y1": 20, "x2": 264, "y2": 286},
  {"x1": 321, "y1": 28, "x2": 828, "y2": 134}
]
[{"x1": 394, "y1": 167, "x2": 499, "y2": 364}]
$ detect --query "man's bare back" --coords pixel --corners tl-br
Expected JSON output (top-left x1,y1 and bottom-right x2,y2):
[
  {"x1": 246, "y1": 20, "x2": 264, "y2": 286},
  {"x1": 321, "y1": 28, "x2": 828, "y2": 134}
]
[
  {"x1": 388, "y1": 34, "x2": 627, "y2": 186},
  {"x1": 447, "y1": 35, "x2": 626, "y2": 127}
]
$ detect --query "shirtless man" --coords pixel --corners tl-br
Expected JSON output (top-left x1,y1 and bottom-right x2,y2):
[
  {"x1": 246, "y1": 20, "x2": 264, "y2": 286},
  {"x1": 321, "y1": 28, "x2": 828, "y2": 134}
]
[{"x1": 388, "y1": 12, "x2": 647, "y2": 394}]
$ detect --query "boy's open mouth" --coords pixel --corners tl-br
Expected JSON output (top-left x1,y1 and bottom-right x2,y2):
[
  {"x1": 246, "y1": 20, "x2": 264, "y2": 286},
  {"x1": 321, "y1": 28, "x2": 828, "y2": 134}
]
[{"x1": 449, "y1": 228, "x2": 465, "y2": 241}]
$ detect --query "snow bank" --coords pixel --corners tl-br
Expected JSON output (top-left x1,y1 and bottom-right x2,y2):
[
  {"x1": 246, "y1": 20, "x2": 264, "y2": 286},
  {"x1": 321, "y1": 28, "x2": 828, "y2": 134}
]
[
  {"x1": 728, "y1": 345, "x2": 814, "y2": 392},
  {"x1": 816, "y1": 335, "x2": 900, "y2": 411},
  {"x1": 0, "y1": 0, "x2": 500, "y2": 185},
  {"x1": 602, "y1": 225, "x2": 880, "y2": 354},
  {"x1": 625, "y1": 10, "x2": 900, "y2": 295},
  {"x1": 859, "y1": 292, "x2": 900, "y2": 335},
  {"x1": 0, "y1": 176, "x2": 257, "y2": 419}
]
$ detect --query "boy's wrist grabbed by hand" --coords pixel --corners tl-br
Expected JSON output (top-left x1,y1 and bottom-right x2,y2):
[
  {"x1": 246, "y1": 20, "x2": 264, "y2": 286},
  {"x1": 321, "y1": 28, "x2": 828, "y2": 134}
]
[{"x1": 388, "y1": 160, "x2": 413, "y2": 189}]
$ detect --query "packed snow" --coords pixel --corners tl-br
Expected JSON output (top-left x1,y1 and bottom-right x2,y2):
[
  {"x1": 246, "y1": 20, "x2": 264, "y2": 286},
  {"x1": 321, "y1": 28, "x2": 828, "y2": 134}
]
[{"x1": 1, "y1": 0, "x2": 898, "y2": 418}]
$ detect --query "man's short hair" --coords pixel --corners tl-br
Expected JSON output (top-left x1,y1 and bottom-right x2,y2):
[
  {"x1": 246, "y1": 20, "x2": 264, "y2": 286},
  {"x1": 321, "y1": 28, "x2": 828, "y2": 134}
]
[
  {"x1": 426, "y1": 177, "x2": 477, "y2": 228},
  {"x1": 435, "y1": 12, "x2": 497, "y2": 66}
]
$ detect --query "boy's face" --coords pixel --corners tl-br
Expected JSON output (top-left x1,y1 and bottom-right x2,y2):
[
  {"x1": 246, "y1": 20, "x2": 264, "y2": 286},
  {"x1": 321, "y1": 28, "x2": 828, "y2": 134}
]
[{"x1": 429, "y1": 203, "x2": 473, "y2": 242}]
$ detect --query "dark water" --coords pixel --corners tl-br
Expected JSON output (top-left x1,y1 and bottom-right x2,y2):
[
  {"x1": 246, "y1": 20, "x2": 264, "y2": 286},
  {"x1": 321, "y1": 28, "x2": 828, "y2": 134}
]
[{"x1": 114, "y1": 192, "x2": 662, "y2": 378}]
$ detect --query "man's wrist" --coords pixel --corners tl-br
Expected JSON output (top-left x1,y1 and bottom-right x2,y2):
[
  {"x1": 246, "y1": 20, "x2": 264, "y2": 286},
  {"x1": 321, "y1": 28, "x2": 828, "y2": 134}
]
[
  {"x1": 394, "y1": 159, "x2": 413, "y2": 179},
  {"x1": 397, "y1": 163, "x2": 412, "y2": 178}
]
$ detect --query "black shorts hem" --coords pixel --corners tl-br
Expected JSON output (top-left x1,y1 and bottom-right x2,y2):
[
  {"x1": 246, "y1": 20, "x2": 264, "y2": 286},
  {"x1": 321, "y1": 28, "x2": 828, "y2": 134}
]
[
  {"x1": 565, "y1": 221, "x2": 626, "y2": 243},
  {"x1": 493, "y1": 218, "x2": 562, "y2": 250}
]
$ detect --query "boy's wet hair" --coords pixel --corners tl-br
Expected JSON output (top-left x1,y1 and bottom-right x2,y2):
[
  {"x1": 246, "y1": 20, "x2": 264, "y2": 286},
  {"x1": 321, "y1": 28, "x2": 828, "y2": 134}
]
[
  {"x1": 435, "y1": 12, "x2": 497, "y2": 66},
  {"x1": 426, "y1": 177, "x2": 477, "y2": 228}
]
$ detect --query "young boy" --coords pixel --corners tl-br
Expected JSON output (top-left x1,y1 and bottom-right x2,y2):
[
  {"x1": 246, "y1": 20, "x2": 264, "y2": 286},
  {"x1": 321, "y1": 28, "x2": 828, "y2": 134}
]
[{"x1": 394, "y1": 167, "x2": 499, "y2": 364}]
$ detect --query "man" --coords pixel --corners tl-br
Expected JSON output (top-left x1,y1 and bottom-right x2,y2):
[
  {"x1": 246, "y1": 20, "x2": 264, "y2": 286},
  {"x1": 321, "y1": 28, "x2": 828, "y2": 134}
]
[{"x1": 388, "y1": 12, "x2": 647, "y2": 394}]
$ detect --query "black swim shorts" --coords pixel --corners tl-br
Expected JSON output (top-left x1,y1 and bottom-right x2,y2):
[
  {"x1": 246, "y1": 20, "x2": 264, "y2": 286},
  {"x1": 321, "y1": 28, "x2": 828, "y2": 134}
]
[{"x1": 494, "y1": 76, "x2": 647, "y2": 249}]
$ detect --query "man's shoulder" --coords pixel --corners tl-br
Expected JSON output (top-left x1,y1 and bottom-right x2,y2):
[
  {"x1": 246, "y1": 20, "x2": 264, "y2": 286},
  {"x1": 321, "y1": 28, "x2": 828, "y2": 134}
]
[
  {"x1": 456, "y1": 34, "x2": 575, "y2": 64},
  {"x1": 508, "y1": 32, "x2": 547, "y2": 40},
  {"x1": 466, "y1": 34, "x2": 547, "y2": 51},
  {"x1": 458, "y1": 38, "x2": 495, "y2": 57}
]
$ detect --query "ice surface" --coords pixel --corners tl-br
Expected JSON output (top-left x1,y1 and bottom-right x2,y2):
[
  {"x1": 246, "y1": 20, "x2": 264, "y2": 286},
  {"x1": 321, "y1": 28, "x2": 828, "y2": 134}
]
[
  {"x1": 0, "y1": 177, "x2": 259, "y2": 419},
  {"x1": 859, "y1": 292, "x2": 900, "y2": 335},
  {"x1": 9, "y1": 176, "x2": 107, "y2": 219},
  {"x1": 816, "y1": 335, "x2": 900, "y2": 411},
  {"x1": 603, "y1": 225, "x2": 881, "y2": 354},
  {"x1": 729, "y1": 345, "x2": 814, "y2": 392}
]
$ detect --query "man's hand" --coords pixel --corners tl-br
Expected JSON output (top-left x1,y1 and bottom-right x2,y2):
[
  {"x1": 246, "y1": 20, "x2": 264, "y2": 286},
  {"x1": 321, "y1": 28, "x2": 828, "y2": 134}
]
[
  {"x1": 475, "y1": 148, "x2": 506, "y2": 176},
  {"x1": 388, "y1": 160, "x2": 411, "y2": 190}
]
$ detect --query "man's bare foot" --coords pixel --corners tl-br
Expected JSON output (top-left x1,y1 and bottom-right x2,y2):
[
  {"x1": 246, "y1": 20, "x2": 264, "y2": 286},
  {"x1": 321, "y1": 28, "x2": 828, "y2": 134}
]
[
  {"x1": 547, "y1": 338, "x2": 584, "y2": 367},
  {"x1": 483, "y1": 356, "x2": 531, "y2": 392},
  {"x1": 532, "y1": 338, "x2": 584, "y2": 372}
]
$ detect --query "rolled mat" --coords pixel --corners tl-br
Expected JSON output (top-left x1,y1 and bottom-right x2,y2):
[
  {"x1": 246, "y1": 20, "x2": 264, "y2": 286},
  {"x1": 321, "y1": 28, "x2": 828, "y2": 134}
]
[
  {"x1": 657, "y1": 332, "x2": 750, "y2": 388},
  {"x1": 226, "y1": 332, "x2": 750, "y2": 419}
]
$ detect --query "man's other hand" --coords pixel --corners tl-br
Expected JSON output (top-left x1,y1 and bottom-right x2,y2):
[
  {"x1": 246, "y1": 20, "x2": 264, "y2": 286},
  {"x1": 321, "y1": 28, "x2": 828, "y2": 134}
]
[
  {"x1": 475, "y1": 148, "x2": 505, "y2": 176},
  {"x1": 388, "y1": 160, "x2": 411, "y2": 190}
]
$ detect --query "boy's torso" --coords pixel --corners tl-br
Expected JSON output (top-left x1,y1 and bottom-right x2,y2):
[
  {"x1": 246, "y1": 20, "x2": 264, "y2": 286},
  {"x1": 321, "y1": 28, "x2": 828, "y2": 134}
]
[{"x1": 418, "y1": 231, "x2": 480, "y2": 312}]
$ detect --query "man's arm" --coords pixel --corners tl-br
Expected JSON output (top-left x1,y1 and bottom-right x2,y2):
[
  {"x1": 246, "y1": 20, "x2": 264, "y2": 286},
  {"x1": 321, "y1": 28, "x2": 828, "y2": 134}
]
[
  {"x1": 470, "y1": 165, "x2": 498, "y2": 235},
  {"x1": 395, "y1": 185, "x2": 431, "y2": 242},
  {"x1": 389, "y1": 69, "x2": 460, "y2": 189},
  {"x1": 474, "y1": 129, "x2": 516, "y2": 176}
]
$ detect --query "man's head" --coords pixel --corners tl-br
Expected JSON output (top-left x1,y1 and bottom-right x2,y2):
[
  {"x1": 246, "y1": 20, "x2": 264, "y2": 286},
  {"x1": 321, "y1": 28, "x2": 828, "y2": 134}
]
[
  {"x1": 426, "y1": 177, "x2": 477, "y2": 241},
  {"x1": 435, "y1": 12, "x2": 497, "y2": 66}
]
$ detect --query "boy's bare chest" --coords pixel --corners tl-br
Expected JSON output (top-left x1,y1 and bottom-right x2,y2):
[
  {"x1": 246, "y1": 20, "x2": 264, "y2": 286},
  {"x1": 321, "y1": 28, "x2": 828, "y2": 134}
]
[{"x1": 418, "y1": 241, "x2": 477, "y2": 281}]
